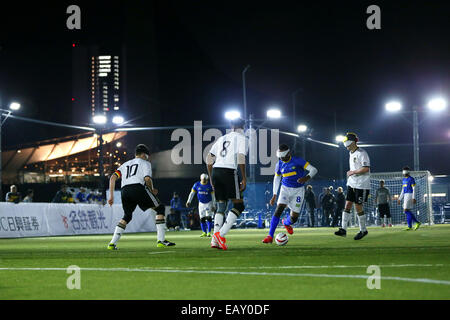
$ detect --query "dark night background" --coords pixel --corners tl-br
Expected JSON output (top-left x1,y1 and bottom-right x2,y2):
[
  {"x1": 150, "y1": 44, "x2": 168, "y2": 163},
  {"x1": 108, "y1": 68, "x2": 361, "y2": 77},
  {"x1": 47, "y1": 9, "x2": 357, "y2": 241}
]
[{"x1": 1, "y1": 0, "x2": 449, "y2": 180}]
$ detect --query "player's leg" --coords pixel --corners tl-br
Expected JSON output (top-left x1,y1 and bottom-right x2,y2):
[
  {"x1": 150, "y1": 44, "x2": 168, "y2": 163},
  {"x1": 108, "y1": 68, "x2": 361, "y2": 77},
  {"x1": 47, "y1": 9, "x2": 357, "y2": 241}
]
[
  {"x1": 335, "y1": 200, "x2": 353, "y2": 236},
  {"x1": 108, "y1": 188, "x2": 136, "y2": 250},
  {"x1": 206, "y1": 203, "x2": 213, "y2": 236},
  {"x1": 402, "y1": 194, "x2": 418, "y2": 230},
  {"x1": 378, "y1": 204, "x2": 386, "y2": 227},
  {"x1": 335, "y1": 187, "x2": 356, "y2": 236},
  {"x1": 141, "y1": 186, "x2": 175, "y2": 247},
  {"x1": 354, "y1": 189, "x2": 369, "y2": 240},
  {"x1": 198, "y1": 203, "x2": 207, "y2": 237},
  {"x1": 386, "y1": 205, "x2": 392, "y2": 226},
  {"x1": 263, "y1": 203, "x2": 287, "y2": 243},
  {"x1": 210, "y1": 168, "x2": 227, "y2": 248},
  {"x1": 213, "y1": 169, "x2": 244, "y2": 250},
  {"x1": 283, "y1": 187, "x2": 304, "y2": 234}
]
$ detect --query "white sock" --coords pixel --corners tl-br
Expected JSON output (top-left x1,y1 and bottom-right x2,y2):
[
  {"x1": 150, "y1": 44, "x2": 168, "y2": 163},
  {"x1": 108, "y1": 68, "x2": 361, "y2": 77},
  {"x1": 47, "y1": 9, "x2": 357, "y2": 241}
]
[
  {"x1": 110, "y1": 225, "x2": 125, "y2": 245},
  {"x1": 358, "y1": 213, "x2": 367, "y2": 232},
  {"x1": 341, "y1": 211, "x2": 349, "y2": 230},
  {"x1": 214, "y1": 213, "x2": 224, "y2": 234},
  {"x1": 388, "y1": 218, "x2": 392, "y2": 225},
  {"x1": 156, "y1": 220, "x2": 166, "y2": 242},
  {"x1": 384, "y1": 216, "x2": 387, "y2": 225},
  {"x1": 220, "y1": 212, "x2": 238, "y2": 237}
]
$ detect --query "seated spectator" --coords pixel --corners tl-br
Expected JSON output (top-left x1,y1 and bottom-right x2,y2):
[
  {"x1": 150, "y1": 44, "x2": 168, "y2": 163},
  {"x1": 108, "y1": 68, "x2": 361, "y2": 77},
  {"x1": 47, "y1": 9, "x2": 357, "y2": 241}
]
[
  {"x1": 22, "y1": 189, "x2": 34, "y2": 203},
  {"x1": 6, "y1": 185, "x2": 21, "y2": 203},
  {"x1": 52, "y1": 185, "x2": 74, "y2": 203},
  {"x1": 86, "y1": 189, "x2": 97, "y2": 204},
  {"x1": 166, "y1": 208, "x2": 182, "y2": 230},
  {"x1": 75, "y1": 187, "x2": 88, "y2": 203},
  {"x1": 186, "y1": 208, "x2": 200, "y2": 230}
]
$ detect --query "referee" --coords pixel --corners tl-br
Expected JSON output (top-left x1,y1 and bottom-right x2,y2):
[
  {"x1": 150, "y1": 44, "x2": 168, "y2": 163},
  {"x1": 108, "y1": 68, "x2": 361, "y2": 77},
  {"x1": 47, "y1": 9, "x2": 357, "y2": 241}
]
[{"x1": 107, "y1": 144, "x2": 175, "y2": 250}]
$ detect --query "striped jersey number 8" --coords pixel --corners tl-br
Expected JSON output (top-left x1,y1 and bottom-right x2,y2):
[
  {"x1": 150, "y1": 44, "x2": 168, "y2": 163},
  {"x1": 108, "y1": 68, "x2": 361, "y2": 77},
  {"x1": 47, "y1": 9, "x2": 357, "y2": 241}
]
[
  {"x1": 296, "y1": 196, "x2": 301, "y2": 203},
  {"x1": 126, "y1": 164, "x2": 138, "y2": 179},
  {"x1": 220, "y1": 141, "x2": 231, "y2": 157}
]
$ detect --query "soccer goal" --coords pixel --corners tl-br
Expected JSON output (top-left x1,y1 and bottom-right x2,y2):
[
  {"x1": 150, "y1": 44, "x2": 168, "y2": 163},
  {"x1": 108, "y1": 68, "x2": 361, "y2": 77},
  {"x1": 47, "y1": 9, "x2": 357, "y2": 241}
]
[{"x1": 364, "y1": 171, "x2": 433, "y2": 226}]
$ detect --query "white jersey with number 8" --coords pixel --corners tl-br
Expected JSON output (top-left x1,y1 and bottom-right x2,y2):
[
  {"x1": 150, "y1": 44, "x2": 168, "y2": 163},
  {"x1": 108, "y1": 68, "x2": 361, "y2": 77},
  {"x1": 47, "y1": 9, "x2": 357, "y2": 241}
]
[
  {"x1": 209, "y1": 131, "x2": 248, "y2": 170},
  {"x1": 115, "y1": 158, "x2": 152, "y2": 188}
]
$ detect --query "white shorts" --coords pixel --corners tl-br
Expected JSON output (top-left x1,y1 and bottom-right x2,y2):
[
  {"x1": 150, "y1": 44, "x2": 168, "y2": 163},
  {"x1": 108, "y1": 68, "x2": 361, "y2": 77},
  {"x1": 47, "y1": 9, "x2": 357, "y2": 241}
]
[
  {"x1": 198, "y1": 201, "x2": 214, "y2": 219},
  {"x1": 277, "y1": 185, "x2": 305, "y2": 213},
  {"x1": 402, "y1": 193, "x2": 415, "y2": 210}
]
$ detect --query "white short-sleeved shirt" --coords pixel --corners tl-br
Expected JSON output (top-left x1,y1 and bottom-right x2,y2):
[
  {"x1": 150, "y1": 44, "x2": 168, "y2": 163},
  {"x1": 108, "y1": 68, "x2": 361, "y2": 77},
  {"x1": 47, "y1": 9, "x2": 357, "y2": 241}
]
[
  {"x1": 114, "y1": 158, "x2": 152, "y2": 188},
  {"x1": 347, "y1": 147, "x2": 371, "y2": 190},
  {"x1": 209, "y1": 131, "x2": 248, "y2": 170}
]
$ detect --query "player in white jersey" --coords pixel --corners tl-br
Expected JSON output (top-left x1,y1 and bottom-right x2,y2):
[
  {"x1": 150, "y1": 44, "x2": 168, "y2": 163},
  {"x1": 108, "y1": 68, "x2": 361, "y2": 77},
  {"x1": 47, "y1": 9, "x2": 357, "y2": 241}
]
[
  {"x1": 206, "y1": 118, "x2": 248, "y2": 250},
  {"x1": 107, "y1": 144, "x2": 175, "y2": 250},
  {"x1": 334, "y1": 132, "x2": 371, "y2": 240}
]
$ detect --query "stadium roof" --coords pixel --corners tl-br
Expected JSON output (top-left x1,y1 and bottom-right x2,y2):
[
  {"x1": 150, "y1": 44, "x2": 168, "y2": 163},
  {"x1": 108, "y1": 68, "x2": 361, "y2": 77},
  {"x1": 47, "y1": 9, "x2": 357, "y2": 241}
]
[{"x1": 1, "y1": 131, "x2": 127, "y2": 175}]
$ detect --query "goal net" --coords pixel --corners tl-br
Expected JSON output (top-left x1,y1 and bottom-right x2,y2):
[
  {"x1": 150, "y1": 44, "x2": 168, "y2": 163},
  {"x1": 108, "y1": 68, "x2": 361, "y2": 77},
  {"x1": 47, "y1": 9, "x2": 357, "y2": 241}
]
[{"x1": 357, "y1": 171, "x2": 433, "y2": 226}]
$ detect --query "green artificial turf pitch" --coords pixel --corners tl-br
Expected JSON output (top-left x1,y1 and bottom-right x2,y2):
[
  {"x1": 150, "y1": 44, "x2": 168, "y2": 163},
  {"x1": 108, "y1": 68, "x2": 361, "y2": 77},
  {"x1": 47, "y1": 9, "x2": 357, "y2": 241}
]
[{"x1": 0, "y1": 225, "x2": 449, "y2": 299}]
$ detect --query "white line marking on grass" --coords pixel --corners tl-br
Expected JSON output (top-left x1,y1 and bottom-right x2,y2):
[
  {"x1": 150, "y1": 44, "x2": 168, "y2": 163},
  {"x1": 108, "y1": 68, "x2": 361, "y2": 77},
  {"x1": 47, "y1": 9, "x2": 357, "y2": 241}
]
[
  {"x1": 148, "y1": 251, "x2": 176, "y2": 255},
  {"x1": 0, "y1": 267, "x2": 449, "y2": 286},
  {"x1": 131, "y1": 264, "x2": 445, "y2": 270}
]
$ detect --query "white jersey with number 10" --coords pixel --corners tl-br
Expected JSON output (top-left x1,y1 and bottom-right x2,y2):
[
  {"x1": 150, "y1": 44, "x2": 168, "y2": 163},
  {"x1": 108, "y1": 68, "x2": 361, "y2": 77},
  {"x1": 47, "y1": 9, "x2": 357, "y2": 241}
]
[{"x1": 115, "y1": 158, "x2": 152, "y2": 188}]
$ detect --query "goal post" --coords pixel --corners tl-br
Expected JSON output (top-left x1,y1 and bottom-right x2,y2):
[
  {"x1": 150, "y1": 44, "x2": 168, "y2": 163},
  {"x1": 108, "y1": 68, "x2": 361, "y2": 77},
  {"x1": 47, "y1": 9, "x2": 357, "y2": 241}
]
[{"x1": 365, "y1": 171, "x2": 433, "y2": 226}]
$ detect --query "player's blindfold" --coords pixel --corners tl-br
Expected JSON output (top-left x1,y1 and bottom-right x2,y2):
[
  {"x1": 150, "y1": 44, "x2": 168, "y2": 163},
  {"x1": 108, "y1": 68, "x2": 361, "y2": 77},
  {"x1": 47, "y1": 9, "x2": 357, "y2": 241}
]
[{"x1": 276, "y1": 149, "x2": 290, "y2": 158}]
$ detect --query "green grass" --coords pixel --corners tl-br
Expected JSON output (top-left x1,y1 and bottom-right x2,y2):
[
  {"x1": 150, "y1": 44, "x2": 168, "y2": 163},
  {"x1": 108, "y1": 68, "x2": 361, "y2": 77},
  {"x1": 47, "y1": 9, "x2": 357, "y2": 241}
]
[{"x1": 1, "y1": 225, "x2": 449, "y2": 300}]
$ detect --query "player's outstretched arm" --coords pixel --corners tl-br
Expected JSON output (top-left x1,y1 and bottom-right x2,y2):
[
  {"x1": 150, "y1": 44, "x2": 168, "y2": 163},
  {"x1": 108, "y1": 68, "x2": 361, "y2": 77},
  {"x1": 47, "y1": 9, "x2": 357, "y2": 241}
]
[
  {"x1": 108, "y1": 174, "x2": 118, "y2": 206},
  {"x1": 144, "y1": 176, "x2": 158, "y2": 195},
  {"x1": 186, "y1": 189, "x2": 196, "y2": 207},
  {"x1": 271, "y1": 173, "x2": 282, "y2": 206},
  {"x1": 298, "y1": 163, "x2": 318, "y2": 184},
  {"x1": 237, "y1": 153, "x2": 247, "y2": 192},
  {"x1": 206, "y1": 153, "x2": 215, "y2": 187}
]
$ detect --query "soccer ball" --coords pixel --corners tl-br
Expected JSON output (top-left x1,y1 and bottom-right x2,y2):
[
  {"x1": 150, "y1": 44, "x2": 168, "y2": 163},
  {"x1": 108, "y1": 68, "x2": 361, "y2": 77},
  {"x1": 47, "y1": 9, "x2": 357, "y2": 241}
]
[{"x1": 275, "y1": 233, "x2": 288, "y2": 246}]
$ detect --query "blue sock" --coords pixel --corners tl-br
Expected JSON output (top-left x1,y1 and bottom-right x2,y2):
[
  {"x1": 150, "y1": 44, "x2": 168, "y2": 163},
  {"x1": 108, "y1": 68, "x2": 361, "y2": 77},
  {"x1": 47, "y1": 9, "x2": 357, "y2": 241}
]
[
  {"x1": 284, "y1": 215, "x2": 292, "y2": 226},
  {"x1": 200, "y1": 221, "x2": 206, "y2": 233},
  {"x1": 269, "y1": 215, "x2": 280, "y2": 238},
  {"x1": 405, "y1": 211, "x2": 412, "y2": 228},
  {"x1": 410, "y1": 212, "x2": 419, "y2": 224},
  {"x1": 206, "y1": 220, "x2": 212, "y2": 233}
]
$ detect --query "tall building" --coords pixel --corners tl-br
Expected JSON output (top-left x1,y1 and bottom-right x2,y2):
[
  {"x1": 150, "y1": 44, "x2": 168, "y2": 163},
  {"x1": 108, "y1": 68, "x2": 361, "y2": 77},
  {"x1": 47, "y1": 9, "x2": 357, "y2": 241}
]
[
  {"x1": 90, "y1": 54, "x2": 120, "y2": 117},
  {"x1": 72, "y1": 44, "x2": 127, "y2": 126}
]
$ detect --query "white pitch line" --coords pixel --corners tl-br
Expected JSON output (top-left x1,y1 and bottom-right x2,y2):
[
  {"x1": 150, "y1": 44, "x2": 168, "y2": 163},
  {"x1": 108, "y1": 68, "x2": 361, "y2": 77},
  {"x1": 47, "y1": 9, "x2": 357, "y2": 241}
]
[
  {"x1": 0, "y1": 267, "x2": 449, "y2": 286},
  {"x1": 148, "y1": 251, "x2": 176, "y2": 255},
  {"x1": 143, "y1": 264, "x2": 445, "y2": 270}
]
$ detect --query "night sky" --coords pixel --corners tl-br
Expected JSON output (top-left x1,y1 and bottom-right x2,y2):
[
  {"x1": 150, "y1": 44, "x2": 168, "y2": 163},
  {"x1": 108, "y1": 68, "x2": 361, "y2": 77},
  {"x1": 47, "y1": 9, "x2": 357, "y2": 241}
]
[{"x1": 1, "y1": 0, "x2": 449, "y2": 177}]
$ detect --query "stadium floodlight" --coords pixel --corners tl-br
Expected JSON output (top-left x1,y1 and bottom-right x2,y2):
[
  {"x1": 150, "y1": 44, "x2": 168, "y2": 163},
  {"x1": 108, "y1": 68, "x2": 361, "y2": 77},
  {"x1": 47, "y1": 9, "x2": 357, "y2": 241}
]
[
  {"x1": 427, "y1": 97, "x2": 447, "y2": 112},
  {"x1": 112, "y1": 115, "x2": 124, "y2": 125},
  {"x1": 93, "y1": 114, "x2": 107, "y2": 125},
  {"x1": 335, "y1": 134, "x2": 346, "y2": 142},
  {"x1": 9, "y1": 102, "x2": 21, "y2": 111},
  {"x1": 385, "y1": 101, "x2": 402, "y2": 112},
  {"x1": 116, "y1": 142, "x2": 122, "y2": 148},
  {"x1": 297, "y1": 124, "x2": 308, "y2": 133},
  {"x1": 266, "y1": 108, "x2": 282, "y2": 119},
  {"x1": 225, "y1": 110, "x2": 241, "y2": 120}
]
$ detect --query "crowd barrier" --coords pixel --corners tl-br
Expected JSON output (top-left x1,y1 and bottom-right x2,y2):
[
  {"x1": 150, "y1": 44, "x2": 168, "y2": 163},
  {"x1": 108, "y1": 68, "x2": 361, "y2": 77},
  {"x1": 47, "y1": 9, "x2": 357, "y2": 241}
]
[{"x1": 0, "y1": 202, "x2": 158, "y2": 238}]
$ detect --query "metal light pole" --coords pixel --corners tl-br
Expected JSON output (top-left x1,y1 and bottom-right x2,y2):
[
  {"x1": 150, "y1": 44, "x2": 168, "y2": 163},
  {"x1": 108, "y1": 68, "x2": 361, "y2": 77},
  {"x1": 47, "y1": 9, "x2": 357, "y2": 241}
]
[
  {"x1": 292, "y1": 89, "x2": 302, "y2": 153},
  {"x1": 242, "y1": 65, "x2": 250, "y2": 122},
  {"x1": 248, "y1": 113, "x2": 255, "y2": 185},
  {"x1": 412, "y1": 106, "x2": 420, "y2": 171},
  {"x1": 97, "y1": 129, "x2": 106, "y2": 203}
]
